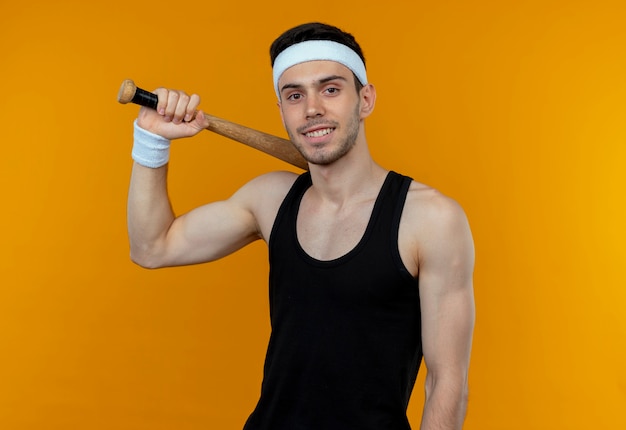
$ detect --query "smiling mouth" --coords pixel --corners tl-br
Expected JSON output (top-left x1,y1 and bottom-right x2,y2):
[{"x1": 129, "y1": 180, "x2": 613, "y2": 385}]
[{"x1": 304, "y1": 128, "x2": 335, "y2": 138}]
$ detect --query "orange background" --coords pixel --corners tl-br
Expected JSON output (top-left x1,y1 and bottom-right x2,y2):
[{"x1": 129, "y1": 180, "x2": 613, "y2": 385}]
[{"x1": 1, "y1": 0, "x2": 625, "y2": 429}]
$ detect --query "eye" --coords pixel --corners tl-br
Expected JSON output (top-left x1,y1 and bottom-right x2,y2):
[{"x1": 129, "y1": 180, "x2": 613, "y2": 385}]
[
  {"x1": 286, "y1": 93, "x2": 303, "y2": 101},
  {"x1": 324, "y1": 87, "x2": 339, "y2": 95}
]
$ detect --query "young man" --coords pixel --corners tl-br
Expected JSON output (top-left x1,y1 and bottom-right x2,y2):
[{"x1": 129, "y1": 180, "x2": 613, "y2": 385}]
[{"x1": 127, "y1": 22, "x2": 475, "y2": 430}]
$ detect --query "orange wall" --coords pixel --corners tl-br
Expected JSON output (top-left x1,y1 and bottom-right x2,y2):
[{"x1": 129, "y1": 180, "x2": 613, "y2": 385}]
[{"x1": 1, "y1": 0, "x2": 624, "y2": 429}]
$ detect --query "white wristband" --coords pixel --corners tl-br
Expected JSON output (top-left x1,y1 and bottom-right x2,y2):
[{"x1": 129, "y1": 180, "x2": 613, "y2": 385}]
[{"x1": 132, "y1": 120, "x2": 171, "y2": 168}]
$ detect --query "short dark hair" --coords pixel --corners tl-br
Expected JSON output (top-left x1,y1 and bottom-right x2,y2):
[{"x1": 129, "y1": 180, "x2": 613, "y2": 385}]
[{"x1": 270, "y1": 22, "x2": 366, "y2": 92}]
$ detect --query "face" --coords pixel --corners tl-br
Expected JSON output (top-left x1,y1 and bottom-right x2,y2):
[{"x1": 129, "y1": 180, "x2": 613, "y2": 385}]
[{"x1": 277, "y1": 60, "x2": 373, "y2": 166}]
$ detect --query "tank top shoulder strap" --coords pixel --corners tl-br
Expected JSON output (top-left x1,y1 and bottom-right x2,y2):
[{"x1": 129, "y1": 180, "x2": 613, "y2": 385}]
[
  {"x1": 372, "y1": 171, "x2": 413, "y2": 229},
  {"x1": 371, "y1": 171, "x2": 414, "y2": 276},
  {"x1": 389, "y1": 171, "x2": 414, "y2": 231},
  {"x1": 269, "y1": 171, "x2": 312, "y2": 246}
]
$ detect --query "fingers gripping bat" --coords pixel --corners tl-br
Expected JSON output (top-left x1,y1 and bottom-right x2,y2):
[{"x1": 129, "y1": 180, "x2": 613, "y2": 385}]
[{"x1": 117, "y1": 79, "x2": 307, "y2": 170}]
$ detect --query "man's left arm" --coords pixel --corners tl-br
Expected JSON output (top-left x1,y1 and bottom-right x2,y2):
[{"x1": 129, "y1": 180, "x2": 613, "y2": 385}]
[{"x1": 417, "y1": 196, "x2": 475, "y2": 430}]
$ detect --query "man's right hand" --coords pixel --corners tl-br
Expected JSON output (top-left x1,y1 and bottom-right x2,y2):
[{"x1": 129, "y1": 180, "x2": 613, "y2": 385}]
[{"x1": 136, "y1": 88, "x2": 210, "y2": 140}]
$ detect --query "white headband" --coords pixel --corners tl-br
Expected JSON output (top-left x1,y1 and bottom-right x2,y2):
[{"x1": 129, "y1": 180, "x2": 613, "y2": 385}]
[{"x1": 272, "y1": 40, "x2": 368, "y2": 98}]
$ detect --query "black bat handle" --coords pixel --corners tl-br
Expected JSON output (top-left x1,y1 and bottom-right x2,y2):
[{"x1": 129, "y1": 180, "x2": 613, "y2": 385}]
[{"x1": 117, "y1": 79, "x2": 158, "y2": 109}]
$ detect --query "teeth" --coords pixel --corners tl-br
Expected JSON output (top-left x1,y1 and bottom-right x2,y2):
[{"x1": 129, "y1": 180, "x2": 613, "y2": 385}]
[{"x1": 305, "y1": 128, "x2": 333, "y2": 137}]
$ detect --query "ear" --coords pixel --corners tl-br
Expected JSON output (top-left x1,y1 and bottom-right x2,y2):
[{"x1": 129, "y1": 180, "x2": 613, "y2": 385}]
[
  {"x1": 277, "y1": 100, "x2": 286, "y2": 128},
  {"x1": 359, "y1": 83, "x2": 376, "y2": 119}
]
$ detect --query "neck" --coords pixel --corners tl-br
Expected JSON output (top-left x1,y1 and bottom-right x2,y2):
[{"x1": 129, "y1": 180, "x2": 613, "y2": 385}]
[{"x1": 307, "y1": 139, "x2": 387, "y2": 206}]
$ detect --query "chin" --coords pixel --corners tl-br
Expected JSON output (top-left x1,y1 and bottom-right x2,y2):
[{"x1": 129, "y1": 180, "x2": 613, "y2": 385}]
[
  {"x1": 290, "y1": 131, "x2": 357, "y2": 166},
  {"x1": 303, "y1": 148, "x2": 351, "y2": 166}
]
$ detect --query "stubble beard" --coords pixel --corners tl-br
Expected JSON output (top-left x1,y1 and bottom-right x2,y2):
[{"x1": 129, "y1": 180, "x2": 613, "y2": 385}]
[{"x1": 287, "y1": 104, "x2": 361, "y2": 166}]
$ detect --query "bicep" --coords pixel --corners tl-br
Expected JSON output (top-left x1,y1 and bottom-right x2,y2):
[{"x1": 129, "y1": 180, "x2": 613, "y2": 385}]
[
  {"x1": 163, "y1": 197, "x2": 260, "y2": 266},
  {"x1": 158, "y1": 171, "x2": 297, "y2": 268}
]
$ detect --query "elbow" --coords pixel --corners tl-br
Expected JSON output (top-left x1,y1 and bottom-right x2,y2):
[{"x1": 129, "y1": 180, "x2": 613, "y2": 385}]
[
  {"x1": 423, "y1": 374, "x2": 470, "y2": 429},
  {"x1": 129, "y1": 244, "x2": 167, "y2": 269},
  {"x1": 130, "y1": 255, "x2": 160, "y2": 270},
  {"x1": 425, "y1": 370, "x2": 470, "y2": 406}
]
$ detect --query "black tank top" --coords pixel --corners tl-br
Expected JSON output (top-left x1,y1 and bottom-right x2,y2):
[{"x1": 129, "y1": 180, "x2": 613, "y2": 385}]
[{"x1": 243, "y1": 171, "x2": 422, "y2": 430}]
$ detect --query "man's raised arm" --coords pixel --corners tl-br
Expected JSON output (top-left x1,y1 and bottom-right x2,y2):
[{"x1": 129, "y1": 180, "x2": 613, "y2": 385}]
[{"x1": 127, "y1": 88, "x2": 260, "y2": 269}]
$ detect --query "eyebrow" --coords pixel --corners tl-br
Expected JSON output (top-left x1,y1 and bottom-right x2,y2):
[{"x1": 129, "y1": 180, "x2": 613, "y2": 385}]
[{"x1": 280, "y1": 75, "x2": 348, "y2": 94}]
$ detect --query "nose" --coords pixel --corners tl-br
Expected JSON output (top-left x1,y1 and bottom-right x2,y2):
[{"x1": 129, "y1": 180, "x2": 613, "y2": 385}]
[{"x1": 305, "y1": 93, "x2": 324, "y2": 119}]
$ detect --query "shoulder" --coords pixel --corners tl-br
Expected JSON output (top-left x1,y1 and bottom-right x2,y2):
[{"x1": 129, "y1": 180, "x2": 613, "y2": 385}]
[
  {"x1": 236, "y1": 170, "x2": 300, "y2": 196},
  {"x1": 405, "y1": 180, "x2": 468, "y2": 226},
  {"x1": 232, "y1": 170, "x2": 301, "y2": 241},
  {"x1": 402, "y1": 180, "x2": 474, "y2": 266}
]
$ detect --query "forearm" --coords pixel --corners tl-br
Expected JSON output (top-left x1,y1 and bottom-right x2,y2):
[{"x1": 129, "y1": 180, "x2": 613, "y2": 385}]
[
  {"x1": 127, "y1": 162, "x2": 175, "y2": 267},
  {"x1": 420, "y1": 375, "x2": 468, "y2": 430}
]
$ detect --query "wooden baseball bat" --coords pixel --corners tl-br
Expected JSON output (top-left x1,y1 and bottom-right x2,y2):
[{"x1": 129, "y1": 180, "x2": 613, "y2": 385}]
[{"x1": 117, "y1": 79, "x2": 308, "y2": 170}]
